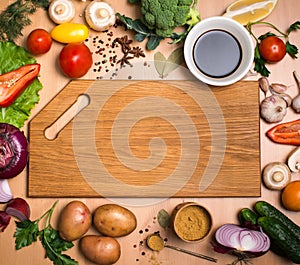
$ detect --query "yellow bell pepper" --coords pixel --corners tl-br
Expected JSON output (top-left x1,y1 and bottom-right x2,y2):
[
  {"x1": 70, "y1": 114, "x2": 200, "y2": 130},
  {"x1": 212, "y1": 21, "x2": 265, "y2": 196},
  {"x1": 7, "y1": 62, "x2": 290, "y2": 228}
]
[{"x1": 50, "y1": 23, "x2": 89, "y2": 43}]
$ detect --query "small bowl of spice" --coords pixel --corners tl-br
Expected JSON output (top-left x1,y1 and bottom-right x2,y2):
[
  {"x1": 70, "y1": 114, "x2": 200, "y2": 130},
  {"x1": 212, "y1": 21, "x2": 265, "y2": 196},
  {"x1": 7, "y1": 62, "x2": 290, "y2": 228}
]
[{"x1": 171, "y1": 202, "x2": 212, "y2": 242}]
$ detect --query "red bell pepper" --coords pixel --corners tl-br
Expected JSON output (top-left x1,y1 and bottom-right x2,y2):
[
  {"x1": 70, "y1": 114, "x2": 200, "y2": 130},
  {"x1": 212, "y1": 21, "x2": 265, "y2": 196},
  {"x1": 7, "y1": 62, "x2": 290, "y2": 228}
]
[
  {"x1": 267, "y1": 119, "x2": 300, "y2": 145},
  {"x1": 0, "y1": 64, "x2": 40, "y2": 107}
]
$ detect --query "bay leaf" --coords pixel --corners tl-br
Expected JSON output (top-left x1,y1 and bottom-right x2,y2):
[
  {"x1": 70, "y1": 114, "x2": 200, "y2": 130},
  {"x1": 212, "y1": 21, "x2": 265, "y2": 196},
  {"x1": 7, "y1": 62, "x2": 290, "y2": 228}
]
[
  {"x1": 157, "y1": 209, "x2": 170, "y2": 229},
  {"x1": 154, "y1": 47, "x2": 184, "y2": 78}
]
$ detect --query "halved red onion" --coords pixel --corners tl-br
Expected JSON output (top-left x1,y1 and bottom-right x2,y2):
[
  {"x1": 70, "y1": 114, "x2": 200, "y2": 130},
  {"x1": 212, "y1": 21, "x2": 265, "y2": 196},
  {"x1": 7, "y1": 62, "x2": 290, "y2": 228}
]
[
  {"x1": 0, "y1": 123, "x2": 29, "y2": 179},
  {"x1": 213, "y1": 224, "x2": 270, "y2": 259},
  {"x1": 0, "y1": 179, "x2": 13, "y2": 203},
  {"x1": 5, "y1": 197, "x2": 30, "y2": 221},
  {"x1": 0, "y1": 210, "x2": 11, "y2": 232}
]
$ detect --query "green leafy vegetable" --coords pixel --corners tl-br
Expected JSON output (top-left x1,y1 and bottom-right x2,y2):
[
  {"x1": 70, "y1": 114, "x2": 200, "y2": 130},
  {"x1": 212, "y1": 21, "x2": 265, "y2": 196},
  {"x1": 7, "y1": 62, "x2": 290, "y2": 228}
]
[
  {"x1": 154, "y1": 47, "x2": 184, "y2": 78},
  {"x1": 0, "y1": 42, "x2": 42, "y2": 128},
  {"x1": 14, "y1": 201, "x2": 78, "y2": 265},
  {"x1": 247, "y1": 21, "x2": 300, "y2": 77},
  {"x1": 0, "y1": 0, "x2": 50, "y2": 42}
]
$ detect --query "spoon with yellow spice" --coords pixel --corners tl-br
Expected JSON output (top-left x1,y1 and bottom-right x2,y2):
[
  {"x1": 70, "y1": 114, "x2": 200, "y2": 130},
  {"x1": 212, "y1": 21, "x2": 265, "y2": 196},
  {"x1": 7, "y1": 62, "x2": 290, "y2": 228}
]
[{"x1": 146, "y1": 233, "x2": 217, "y2": 263}]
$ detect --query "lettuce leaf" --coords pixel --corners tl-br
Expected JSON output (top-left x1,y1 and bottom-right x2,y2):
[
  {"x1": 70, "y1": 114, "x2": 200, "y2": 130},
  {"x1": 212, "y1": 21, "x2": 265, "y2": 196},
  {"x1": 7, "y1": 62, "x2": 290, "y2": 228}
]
[{"x1": 0, "y1": 42, "x2": 42, "y2": 128}]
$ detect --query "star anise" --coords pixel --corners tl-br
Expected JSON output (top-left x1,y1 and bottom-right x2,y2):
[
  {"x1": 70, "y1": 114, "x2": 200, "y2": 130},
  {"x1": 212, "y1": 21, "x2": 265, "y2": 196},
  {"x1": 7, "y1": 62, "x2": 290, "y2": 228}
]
[
  {"x1": 117, "y1": 55, "x2": 134, "y2": 67},
  {"x1": 129, "y1": 46, "x2": 145, "y2": 58},
  {"x1": 114, "y1": 35, "x2": 133, "y2": 53}
]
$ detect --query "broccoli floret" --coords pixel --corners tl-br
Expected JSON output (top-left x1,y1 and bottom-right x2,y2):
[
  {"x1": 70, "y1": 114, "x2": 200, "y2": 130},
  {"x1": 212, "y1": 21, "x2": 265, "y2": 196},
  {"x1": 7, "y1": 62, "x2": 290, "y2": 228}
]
[{"x1": 140, "y1": 0, "x2": 200, "y2": 38}]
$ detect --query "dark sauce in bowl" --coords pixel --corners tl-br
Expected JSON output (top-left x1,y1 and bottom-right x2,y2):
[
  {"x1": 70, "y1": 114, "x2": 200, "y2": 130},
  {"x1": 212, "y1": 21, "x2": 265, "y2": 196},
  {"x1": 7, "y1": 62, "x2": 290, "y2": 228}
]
[{"x1": 193, "y1": 29, "x2": 242, "y2": 78}]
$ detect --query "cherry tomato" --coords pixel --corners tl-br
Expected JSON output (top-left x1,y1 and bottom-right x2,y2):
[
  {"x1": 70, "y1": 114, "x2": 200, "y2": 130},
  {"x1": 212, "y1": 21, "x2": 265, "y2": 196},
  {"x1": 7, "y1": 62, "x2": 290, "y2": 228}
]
[
  {"x1": 58, "y1": 43, "x2": 93, "y2": 78},
  {"x1": 26, "y1": 29, "x2": 52, "y2": 55},
  {"x1": 259, "y1": 36, "x2": 286, "y2": 63}
]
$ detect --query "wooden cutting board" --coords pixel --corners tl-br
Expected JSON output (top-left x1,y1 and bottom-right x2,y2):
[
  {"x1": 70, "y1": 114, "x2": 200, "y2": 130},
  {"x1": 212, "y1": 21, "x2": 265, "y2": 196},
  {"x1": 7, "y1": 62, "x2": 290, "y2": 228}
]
[{"x1": 28, "y1": 80, "x2": 260, "y2": 198}]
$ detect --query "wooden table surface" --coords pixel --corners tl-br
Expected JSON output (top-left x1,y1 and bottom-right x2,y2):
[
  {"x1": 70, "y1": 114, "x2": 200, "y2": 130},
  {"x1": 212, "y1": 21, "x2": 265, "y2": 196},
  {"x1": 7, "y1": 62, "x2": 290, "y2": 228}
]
[{"x1": 1, "y1": 1, "x2": 300, "y2": 265}]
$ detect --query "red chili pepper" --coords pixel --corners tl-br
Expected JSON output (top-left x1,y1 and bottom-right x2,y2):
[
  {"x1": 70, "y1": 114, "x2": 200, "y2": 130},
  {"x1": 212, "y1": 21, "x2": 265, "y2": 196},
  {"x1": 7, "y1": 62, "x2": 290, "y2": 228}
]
[
  {"x1": 0, "y1": 64, "x2": 40, "y2": 108},
  {"x1": 267, "y1": 119, "x2": 300, "y2": 145}
]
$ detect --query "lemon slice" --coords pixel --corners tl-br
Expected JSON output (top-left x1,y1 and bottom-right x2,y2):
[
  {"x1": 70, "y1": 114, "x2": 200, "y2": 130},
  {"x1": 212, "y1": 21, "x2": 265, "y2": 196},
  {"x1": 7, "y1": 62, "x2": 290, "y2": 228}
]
[{"x1": 223, "y1": 0, "x2": 278, "y2": 25}]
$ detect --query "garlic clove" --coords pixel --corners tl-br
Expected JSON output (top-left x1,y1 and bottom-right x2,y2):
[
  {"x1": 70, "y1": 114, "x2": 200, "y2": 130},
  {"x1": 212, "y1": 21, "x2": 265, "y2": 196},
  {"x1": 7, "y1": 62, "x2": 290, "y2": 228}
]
[
  {"x1": 258, "y1": 76, "x2": 270, "y2": 97},
  {"x1": 278, "y1": 93, "x2": 292, "y2": 107},
  {"x1": 48, "y1": 0, "x2": 76, "y2": 24},
  {"x1": 270, "y1": 83, "x2": 288, "y2": 94},
  {"x1": 292, "y1": 71, "x2": 300, "y2": 113}
]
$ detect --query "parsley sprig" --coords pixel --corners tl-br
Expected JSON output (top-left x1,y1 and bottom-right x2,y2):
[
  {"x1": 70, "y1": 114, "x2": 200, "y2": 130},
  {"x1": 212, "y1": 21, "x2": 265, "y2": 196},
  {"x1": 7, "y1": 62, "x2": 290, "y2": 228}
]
[
  {"x1": 14, "y1": 201, "x2": 78, "y2": 265},
  {"x1": 246, "y1": 21, "x2": 300, "y2": 77}
]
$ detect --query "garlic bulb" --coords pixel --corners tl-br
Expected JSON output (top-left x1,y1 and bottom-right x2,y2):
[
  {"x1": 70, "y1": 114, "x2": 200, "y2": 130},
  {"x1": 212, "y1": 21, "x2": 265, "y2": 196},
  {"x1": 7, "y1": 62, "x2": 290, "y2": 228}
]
[
  {"x1": 260, "y1": 94, "x2": 287, "y2": 123},
  {"x1": 48, "y1": 0, "x2": 76, "y2": 24}
]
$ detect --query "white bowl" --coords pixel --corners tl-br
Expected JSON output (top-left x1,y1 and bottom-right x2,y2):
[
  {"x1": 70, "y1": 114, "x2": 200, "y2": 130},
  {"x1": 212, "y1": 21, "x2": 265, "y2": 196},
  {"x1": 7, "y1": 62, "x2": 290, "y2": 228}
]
[{"x1": 184, "y1": 16, "x2": 254, "y2": 86}]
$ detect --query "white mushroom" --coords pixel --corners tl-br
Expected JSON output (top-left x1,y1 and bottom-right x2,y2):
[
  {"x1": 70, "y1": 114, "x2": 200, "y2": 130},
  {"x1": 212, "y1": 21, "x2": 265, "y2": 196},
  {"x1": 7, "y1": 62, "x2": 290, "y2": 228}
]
[
  {"x1": 48, "y1": 0, "x2": 76, "y2": 24},
  {"x1": 262, "y1": 162, "x2": 291, "y2": 190},
  {"x1": 85, "y1": 1, "x2": 116, "y2": 32},
  {"x1": 287, "y1": 146, "x2": 300, "y2": 172}
]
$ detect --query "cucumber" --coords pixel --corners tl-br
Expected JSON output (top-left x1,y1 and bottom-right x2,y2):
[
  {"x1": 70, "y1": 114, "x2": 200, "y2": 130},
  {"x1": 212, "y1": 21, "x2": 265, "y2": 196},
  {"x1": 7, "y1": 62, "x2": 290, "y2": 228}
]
[
  {"x1": 258, "y1": 216, "x2": 300, "y2": 264},
  {"x1": 254, "y1": 201, "x2": 300, "y2": 241},
  {"x1": 238, "y1": 208, "x2": 257, "y2": 225}
]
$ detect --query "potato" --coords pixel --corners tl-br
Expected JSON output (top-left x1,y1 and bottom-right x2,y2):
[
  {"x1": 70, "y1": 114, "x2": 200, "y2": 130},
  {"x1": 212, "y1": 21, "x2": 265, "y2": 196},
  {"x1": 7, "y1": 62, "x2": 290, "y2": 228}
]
[
  {"x1": 93, "y1": 204, "x2": 137, "y2": 237},
  {"x1": 58, "y1": 200, "x2": 92, "y2": 241},
  {"x1": 79, "y1": 235, "x2": 121, "y2": 265}
]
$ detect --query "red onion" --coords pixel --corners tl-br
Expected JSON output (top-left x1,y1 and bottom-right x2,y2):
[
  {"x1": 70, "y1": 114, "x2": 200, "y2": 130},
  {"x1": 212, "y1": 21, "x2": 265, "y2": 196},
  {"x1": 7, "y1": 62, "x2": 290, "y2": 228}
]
[
  {"x1": 5, "y1": 197, "x2": 30, "y2": 221},
  {"x1": 0, "y1": 210, "x2": 11, "y2": 232},
  {"x1": 0, "y1": 179, "x2": 13, "y2": 203},
  {"x1": 0, "y1": 123, "x2": 29, "y2": 179},
  {"x1": 213, "y1": 224, "x2": 270, "y2": 262}
]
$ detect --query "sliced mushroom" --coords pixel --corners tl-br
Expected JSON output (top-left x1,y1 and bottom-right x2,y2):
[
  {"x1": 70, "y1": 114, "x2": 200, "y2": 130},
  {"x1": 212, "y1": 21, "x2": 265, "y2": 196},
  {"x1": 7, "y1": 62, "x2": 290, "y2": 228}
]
[
  {"x1": 287, "y1": 146, "x2": 300, "y2": 172},
  {"x1": 262, "y1": 162, "x2": 291, "y2": 190},
  {"x1": 85, "y1": 1, "x2": 116, "y2": 32},
  {"x1": 48, "y1": 0, "x2": 76, "y2": 24}
]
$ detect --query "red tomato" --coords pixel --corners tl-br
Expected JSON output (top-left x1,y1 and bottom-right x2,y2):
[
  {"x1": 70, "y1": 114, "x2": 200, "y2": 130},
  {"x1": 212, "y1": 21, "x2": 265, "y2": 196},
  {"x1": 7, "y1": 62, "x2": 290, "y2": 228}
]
[
  {"x1": 26, "y1": 29, "x2": 52, "y2": 55},
  {"x1": 58, "y1": 43, "x2": 93, "y2": 78},
  {"x1": 259, "y1": 36, "x2": 286, "y2": 63}
]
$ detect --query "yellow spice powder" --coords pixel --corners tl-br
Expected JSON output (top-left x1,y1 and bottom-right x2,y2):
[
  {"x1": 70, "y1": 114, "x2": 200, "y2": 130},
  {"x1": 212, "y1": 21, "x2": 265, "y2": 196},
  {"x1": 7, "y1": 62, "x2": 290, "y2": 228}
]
[
  {"x1": 147, "y1": 234, "x2": 165, "y2": 251},
  {"x1": 174, "y1": 205, "x2": 211, "y2": 241}
]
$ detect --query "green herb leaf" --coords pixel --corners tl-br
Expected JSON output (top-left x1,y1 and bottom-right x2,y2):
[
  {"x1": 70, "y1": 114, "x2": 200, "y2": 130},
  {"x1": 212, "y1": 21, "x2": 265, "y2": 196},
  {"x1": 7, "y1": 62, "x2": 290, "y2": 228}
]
[
  {"x1": 14, "y1": 220, "x2": 39, "y2": 250},
  {"x1": 258, "y1": 32, "x2": 276, "y2": 41},
  {"x1": 157, "y1": 209, "x2": 170, "y2": 229},
  {"x1": 287, "y1": 21, "x2": 300, "y2": 34},
  {"x1": 286, "y1": 41, "x2": 298, "y2": 58},
  {"x1": 0, "y1": 0, "x2": 50, "y2": 42},
  {"x1": 39, "y1": 227, "x2": 77, "y2": 265},
  {"x1": 253, "y1": 45, "x2": 270, "y2": 77},
  {"x1": 128, "y1": 0, "x2": 141, "y2": 3},
  {"x1": 13, "y1": 201, "x2": 77, "y2": 265},
  {"x1": 0, "y1": 42, "x2": 42, "y2": 128},
  {"x1": 154, "y1": 47, "x2": 183, "y2": 78}
]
